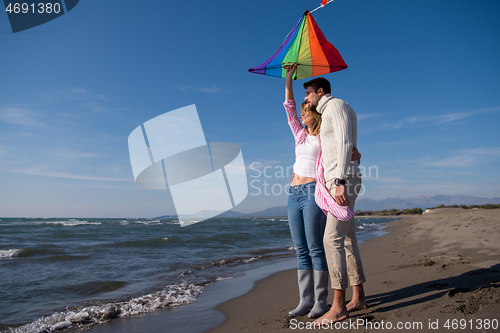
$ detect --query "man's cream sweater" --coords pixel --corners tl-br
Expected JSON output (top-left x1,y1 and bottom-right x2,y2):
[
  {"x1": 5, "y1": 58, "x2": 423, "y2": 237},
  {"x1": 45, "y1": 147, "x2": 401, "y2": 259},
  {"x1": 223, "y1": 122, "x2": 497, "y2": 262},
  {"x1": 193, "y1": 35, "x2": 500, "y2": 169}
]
[{"x1": 316, "y1": 94, "x2": 360, "y2": 183}]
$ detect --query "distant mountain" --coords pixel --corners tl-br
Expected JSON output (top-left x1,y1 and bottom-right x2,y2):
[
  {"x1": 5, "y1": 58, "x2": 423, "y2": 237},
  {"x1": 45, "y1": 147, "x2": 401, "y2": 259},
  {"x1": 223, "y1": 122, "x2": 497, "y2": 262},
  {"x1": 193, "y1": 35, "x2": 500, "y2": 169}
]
[
  {"x1": 355, "y1": 195, "x2": 500, "y2": 211},
  {"x1": 234, "y1": 194, "x2": 500, "y2": 217},
  {"x1": 158, "y1": 195, "x2": 499, "y2": 219},
  {"x1": 217, "y1": 206, "x2": 287, "y2": 218},
  {"x1": 245, "y1": 206, "x2": 288, "y2": 217},
  {"x1": 157, "y1": 210, "x2": 247, "y2": 219},
  {"x1": 214, "y1": 210, "x2": 248, "y2": 218}
]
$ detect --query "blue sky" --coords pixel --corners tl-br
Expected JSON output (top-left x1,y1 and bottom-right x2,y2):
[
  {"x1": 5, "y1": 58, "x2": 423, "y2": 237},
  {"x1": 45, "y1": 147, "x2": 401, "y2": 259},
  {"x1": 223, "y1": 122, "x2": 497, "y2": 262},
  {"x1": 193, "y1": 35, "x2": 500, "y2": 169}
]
[{"x1": 1, "y1": 0, "x2": 499, "y2": 217}]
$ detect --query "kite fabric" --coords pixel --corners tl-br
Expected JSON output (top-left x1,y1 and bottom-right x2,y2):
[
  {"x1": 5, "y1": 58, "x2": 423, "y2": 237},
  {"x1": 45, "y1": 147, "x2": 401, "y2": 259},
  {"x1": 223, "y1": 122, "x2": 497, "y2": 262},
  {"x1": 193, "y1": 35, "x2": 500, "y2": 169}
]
[
  {"x1": 321, "y1": 0, "x2": 329, "y2": 6},
  {"x1": 248, "y1": 10, "x2": 347, "y2": 80}
]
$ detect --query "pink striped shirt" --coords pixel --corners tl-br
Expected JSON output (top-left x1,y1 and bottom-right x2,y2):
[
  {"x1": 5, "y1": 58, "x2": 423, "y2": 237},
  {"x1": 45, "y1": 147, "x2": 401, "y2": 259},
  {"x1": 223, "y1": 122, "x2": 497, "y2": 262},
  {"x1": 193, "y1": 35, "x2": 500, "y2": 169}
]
[{"x1": 284, "y1": 100, "x2": 355, "y2": 221}]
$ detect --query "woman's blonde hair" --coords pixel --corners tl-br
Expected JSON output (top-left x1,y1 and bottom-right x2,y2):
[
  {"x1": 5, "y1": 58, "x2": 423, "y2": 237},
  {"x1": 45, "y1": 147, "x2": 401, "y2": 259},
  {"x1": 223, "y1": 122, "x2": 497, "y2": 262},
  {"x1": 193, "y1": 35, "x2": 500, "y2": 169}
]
[{"x1": 301, "y1": 102, "x2": 322, "y2": 135}]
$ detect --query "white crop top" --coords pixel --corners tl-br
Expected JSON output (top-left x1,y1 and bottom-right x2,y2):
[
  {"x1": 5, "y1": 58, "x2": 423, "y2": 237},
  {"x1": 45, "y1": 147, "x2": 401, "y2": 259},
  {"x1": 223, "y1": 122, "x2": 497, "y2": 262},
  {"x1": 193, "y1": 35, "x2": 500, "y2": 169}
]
[{"x1": 293, "y1": 135, "x2": 319, "y2": 178}]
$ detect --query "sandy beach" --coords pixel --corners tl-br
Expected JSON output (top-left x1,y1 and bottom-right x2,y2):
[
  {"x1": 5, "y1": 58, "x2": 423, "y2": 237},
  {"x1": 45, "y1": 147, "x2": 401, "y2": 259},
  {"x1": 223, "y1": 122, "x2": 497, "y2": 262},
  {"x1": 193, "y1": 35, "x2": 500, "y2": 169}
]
[
  {"x1": 78, "y1": 208, "x2": 499, "y2": 333},
  {"x1": 207, "y1": 208, "x2": 500, "y2": 332}
]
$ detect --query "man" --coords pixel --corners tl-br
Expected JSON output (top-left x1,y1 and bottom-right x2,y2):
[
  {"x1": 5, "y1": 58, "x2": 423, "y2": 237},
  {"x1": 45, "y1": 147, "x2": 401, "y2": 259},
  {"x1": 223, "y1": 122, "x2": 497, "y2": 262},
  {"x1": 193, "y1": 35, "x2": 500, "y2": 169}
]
[{"x1": 304, "y1": 77, "x2": 367, "y2": 324}]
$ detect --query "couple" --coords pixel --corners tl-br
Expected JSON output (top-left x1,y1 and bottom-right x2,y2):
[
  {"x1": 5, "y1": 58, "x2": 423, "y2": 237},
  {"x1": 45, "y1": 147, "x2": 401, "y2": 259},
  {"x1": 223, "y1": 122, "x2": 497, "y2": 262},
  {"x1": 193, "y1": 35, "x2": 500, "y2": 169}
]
[{"x1": 284, "y1": 63, "x2": 366, "y2": 324}]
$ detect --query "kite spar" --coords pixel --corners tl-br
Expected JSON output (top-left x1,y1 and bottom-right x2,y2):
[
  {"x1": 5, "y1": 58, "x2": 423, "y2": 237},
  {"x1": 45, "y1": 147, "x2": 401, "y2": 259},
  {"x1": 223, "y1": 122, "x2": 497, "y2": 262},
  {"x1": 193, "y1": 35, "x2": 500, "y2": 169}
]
[{"x1": 248, "y1": 4, "x2": 347, "y2": 80}]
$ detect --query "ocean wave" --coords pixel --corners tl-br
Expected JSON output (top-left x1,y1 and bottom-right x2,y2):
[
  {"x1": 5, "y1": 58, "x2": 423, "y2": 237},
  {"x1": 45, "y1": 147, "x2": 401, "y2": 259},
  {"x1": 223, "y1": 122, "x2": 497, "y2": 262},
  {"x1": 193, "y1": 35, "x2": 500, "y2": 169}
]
[
  {"x1": 113, "y1": 237, "x2": 174, "y2": 248},
  {"x1": 133, "y1": 219, "x2": 163, "y2": 225},
  {"x1": 0, "y1": 249, "x2": 23, "y2": 259},
  {"x1": 62, "y1": 281, "x2": 128, "y2": 297},
  {"x1": 249, "y1": 247, "x2": 295, "y2": 256},
  {"x1": 163, "y1": 220, "x2": 180, "y2": 225},
  {"x1": 192, "y1": 250, "x2": 293, "y2": 271},
  {"x1": 356, "y1": 222, "x2": 376, "y2": 230},
  {"x1": 356, "y1": 222, "x2": 387, "y2": 231},
  {"x1": 1, "y1": 216, "x2": 393, "y2": 332},
  {"x1": 43, "y1": 220, "x2": 101, "y2": 227},
  {"x1": 198, "y1": 257, "x2": 240, "y2": 269},
  {"x1": 13, "y1": 248, "x2": 64, "y2": 258},
  {"x1": 4, "y1": 282, "x2": 203, "y2": 333},
  {"x1": 43, "y1": 254, "x2": 89, "y2": 262},
  {"x1": 242, "y1": 257, "x2": 257, "y2": 263},
  {"x1": 0, "y1": 248, "x2": 86, "y2": 261}
]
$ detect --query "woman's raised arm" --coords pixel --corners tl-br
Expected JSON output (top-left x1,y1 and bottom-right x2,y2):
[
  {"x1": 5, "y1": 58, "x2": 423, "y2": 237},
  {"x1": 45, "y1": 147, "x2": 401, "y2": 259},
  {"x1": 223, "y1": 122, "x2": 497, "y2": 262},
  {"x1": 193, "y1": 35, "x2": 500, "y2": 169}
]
[{"x1": 285, "y1": 63, "x2": 297, "y2": 101}]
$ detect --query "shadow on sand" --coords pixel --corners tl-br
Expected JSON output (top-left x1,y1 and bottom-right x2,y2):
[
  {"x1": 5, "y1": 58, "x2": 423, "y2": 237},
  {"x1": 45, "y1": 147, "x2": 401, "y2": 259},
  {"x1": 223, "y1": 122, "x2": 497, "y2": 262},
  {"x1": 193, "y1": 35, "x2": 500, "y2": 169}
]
[{"x1": 359, "y1": 264, "x2": 500, "y2": 316}]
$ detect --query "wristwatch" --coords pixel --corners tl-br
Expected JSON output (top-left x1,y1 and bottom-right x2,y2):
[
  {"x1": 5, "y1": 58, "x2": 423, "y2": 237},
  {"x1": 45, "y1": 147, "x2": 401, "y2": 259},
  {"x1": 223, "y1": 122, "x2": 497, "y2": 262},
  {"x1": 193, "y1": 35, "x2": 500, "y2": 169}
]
[{"x1": 334, "y1": 178, "x2": 346, "y2": 186}]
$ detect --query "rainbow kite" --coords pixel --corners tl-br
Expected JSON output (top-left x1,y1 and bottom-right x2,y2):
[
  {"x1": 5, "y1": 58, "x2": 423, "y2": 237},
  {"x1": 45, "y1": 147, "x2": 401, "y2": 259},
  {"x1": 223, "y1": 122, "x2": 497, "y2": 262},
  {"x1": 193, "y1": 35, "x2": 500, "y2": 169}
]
[{"x1": 248, "y1": 10, "x2": 347, "y2": 80}]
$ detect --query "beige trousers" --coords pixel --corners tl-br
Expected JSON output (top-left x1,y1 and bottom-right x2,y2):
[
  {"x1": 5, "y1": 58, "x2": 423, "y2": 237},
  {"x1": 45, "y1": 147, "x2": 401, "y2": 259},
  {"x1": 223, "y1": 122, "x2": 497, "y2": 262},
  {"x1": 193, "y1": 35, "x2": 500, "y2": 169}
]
[{"x1": 323, "y1": 176, "x2": 366, "y2": 290}]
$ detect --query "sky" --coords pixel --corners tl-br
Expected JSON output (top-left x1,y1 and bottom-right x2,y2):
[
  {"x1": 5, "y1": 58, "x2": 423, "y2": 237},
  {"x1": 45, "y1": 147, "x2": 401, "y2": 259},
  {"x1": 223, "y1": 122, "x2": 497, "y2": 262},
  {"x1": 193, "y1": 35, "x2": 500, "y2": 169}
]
[{"x1": 1, "y1": 0, "x2": 499, "y2": 218}]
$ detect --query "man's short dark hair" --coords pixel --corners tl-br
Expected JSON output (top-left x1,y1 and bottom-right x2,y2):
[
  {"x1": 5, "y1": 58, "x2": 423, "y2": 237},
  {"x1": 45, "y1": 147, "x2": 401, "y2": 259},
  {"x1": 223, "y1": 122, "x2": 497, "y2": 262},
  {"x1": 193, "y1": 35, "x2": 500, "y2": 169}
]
[{"x1": 303, "y1": 77, "x2": 331, "y2": 94}]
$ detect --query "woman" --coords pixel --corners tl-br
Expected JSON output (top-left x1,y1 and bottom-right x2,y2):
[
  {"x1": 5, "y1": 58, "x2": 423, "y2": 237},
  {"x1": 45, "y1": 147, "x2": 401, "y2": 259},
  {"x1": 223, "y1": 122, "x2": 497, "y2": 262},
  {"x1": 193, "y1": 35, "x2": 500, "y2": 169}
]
[{"x1": 284, "y1": 63, "x2": 360, "y2": 318}]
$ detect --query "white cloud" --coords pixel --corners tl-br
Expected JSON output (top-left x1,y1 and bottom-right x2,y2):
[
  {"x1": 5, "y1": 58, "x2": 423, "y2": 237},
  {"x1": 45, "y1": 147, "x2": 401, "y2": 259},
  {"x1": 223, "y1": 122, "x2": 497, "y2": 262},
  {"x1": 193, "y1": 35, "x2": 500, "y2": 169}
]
[
  {"x1": 423, "y1": 147, "x2": 500, "y2": 168},
  {"x1": 2, "y1": 165, "x2": 131, "y2": 182},
  {"x1": 0, "y1": 107, "x2": 47, "y2": 127},
  {"x1": 46, "y1": 87, "x2": 88, "y2": 101},
  {"x1": 199, "y1": 85, "x2": 223, "y2": 93},
  {"x1": 176, "y1": 84, "x2": 225, "y2": 93},
  {"x1": 362, "y1": 177, "x2": 404, "y2": 183},
  {"x1": 41, "y1": 88, "x2": 117, "y2": 113},
  {"x1": 40, "y1": 147, "x2": 100, "y2": 160},
  {"x1": 386, "y1": 106, "x2": 500, "y2": 129},
  {"x1": 97, "y1": 94, "x2": 109, "y2": 101},
  {"x1": 0, "y1": 143, "x2": 130, "y2": 183},
  {"x1": 357, "y1": 113, "x2": 382, "y2": 121}
]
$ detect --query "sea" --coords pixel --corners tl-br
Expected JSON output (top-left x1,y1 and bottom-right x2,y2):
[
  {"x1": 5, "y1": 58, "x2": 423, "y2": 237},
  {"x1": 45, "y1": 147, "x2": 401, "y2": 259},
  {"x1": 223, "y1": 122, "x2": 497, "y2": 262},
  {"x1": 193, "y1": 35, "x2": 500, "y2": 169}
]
[{"x1": 0, "y1": 216, "x2": 402, "y2": 333}]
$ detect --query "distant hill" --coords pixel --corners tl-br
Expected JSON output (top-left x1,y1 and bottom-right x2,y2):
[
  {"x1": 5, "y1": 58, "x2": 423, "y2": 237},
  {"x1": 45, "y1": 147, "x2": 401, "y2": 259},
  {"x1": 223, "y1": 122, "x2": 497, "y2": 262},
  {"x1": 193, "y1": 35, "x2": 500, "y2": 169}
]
[
  {"x1": 157, "y1": 210, "x2": 247, "y2": 219},
  {"x1": 216, "y1": 206, "x2": 287, "y2": 218},
  {"x1": 158, "y1": 195, "x2": 499, "y2": 219},
  {"x1": 156, "y1": 208, "x2": 279, "y2": 219},
  {"x1": 356, "y1": 194, "x2": 500, "y2": 211},
  {"x1": 244, "y1": 206, "x2": 288, "y2": 217},
  {"x1": 229, "y1": 194, "x2": 500, "y2": 217},
  {"x1": 214, "y1": 210, "x2": 248, "y2": 218}
]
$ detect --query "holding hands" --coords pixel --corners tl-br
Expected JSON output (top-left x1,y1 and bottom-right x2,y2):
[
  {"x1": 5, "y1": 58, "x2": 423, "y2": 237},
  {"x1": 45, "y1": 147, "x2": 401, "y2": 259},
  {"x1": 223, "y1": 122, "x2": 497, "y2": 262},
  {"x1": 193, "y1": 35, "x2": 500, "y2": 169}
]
[{"x1": 352, "y1": 146, "x2": 361, "y2": 164}]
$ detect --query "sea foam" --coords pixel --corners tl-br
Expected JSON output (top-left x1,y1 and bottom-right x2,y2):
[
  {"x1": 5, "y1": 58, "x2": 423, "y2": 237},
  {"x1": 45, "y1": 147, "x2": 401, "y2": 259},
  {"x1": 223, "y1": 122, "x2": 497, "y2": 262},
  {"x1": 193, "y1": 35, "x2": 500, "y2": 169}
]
[
  {"x1": 44, "y1": 219, "x2": 101, "y2": 227},
  {"x1": 0, "y1": 249, "x2": 22, "y2": 259},
  {"x1": 5, "y1": 282, "x2": 204, "y2": 333}
]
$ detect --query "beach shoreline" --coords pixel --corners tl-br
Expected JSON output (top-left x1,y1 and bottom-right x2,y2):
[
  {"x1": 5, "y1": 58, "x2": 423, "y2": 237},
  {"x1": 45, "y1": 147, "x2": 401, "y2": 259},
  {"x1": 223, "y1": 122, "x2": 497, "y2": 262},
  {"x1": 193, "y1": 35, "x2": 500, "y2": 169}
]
[
  {"x1": 1, "y1": 216, "x2": 400, "y2": 333},
  {"x1": 206, "y1": 208, "x2": 500, "y2": 332},
  {"x1": 65, "y1": 217, "x2": 396, "y2": 333},
  {"x1": 17, "y1": 209, "x2": 499, "y2": 333}
]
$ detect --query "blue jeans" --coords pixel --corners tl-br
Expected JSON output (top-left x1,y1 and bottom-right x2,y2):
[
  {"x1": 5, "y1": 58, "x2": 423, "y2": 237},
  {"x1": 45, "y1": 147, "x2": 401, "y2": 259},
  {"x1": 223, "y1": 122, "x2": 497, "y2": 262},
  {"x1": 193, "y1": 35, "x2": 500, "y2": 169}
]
[{"x1": 287, "y1": 182, "x2": 328, "y2": 271}]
